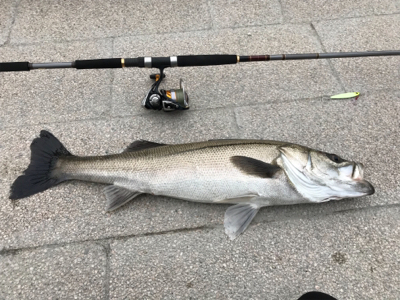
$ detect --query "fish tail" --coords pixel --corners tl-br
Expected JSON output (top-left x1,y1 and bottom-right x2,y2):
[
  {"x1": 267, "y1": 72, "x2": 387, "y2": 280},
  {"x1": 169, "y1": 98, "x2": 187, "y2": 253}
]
[{"x1": 9, "y1": 130, "x2": 72, "y2": 200}]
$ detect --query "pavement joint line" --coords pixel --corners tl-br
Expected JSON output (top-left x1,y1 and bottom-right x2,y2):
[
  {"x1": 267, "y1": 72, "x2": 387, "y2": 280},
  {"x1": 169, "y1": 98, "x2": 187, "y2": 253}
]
[
  {"x1": 218, "y1": 21, "x2": 286, "y2": 31},
  {"x1": 276, "y1": 0, "x2": 286, "y2": 23},
  {"x1": 100, "y1": 242, "x2": 111, "y2": 300},
  {"x1": 3, "y1": 0, "x2": 20, "y2": 47},
  {"x1": 232, "y1": 107, "x2": 242, "y2": 135},
  {"x1": 309, "y1": 22, "x2": 346, "y2": 91},
  {"x1": 123, "y1": 106, "x2": 237, "y2": 120},
  {"x1": 0, "y1": 106, "x2": 236, "y2": 130},
  {"x1": 207, "y1": 0, "x2": 216, "y2": 30},
  {"x1": 329, "y1": 202, "x2": 400, "y2": 216},
  {"x1": 4, "y1": 26, "x2": 227, "y2": 48},
  {"x1": 108, "y1": 38, "x2": 116, "y2": 119},
  {"x1": 56, "y1": 71, "x2": 67, "y2": 93},
  {"x1": 378, "y1": 9, "x2": 400, "y2": 17},
  {"x1": 0, "y1": 225, "x2": 214, "y2": 257},
  {"x1": 1, "y1": 203, "x2": 399, "y2": 257},
  {"x1": 1, "y1": 87, "x2": 399, "y2": 131},
  {"x1": 6, "y1": 26, "x2": 214, "y2": 48},
  {"x1": 4, "y1": 12, "x2": 400, "y2": 48},
  {"x1": 98, "y1": 93, "x2": 367, "y2": 117},
  {"x1": 218, "y1": 96, "x2": 325, "y2": 112},
  {"x1": 0, "y1": 115, "x2": 114, "y2": 130},
  {"x1": 298, "y1": 11, "x2": 400, "y2": 24},
  {"x1": 4, "y1": 36, "x2": 118, "y2": 49},
  {"x1": 111, "y1": 37, "x2": 115, "y2": 57},
  {"x1": 1, "y1": 12, "x2": 392, "y2": 49},
  {"x1": 2, "y1": 84, "x2": 400, "y2": 131},
  {"x1": 256, "y1": 203, "x2": 400, "y2": 228}
]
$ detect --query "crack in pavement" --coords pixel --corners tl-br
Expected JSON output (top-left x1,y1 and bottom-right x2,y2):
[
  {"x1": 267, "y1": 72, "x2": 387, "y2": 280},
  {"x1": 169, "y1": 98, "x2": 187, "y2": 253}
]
[{"x1": 1, "y1": 202, "x2": 399, "y2": 256}]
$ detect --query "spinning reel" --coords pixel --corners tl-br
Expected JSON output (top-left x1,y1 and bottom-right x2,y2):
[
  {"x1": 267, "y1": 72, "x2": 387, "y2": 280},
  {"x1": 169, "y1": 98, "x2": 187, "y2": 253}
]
[{"x1": 141, "y1": 69, "x2": 189, "y2": 112}]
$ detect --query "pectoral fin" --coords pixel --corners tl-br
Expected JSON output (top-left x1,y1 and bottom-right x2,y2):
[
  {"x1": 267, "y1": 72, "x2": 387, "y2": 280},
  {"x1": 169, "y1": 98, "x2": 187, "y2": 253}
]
[
  {"x1": 104, "y1": 185, "x2": 142, "y2": 211},
  {"x1": 230, "y1": 156, "x2": 281, "y2": 178},
  {"x1": 224, "y1": 203, "x2": 260, "y2": 240}
]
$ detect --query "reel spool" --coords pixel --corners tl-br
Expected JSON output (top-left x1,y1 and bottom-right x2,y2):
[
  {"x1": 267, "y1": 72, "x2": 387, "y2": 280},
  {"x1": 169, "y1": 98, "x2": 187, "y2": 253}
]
[{"x1": 142, "y1": 70, "x2": 189, "y2": 112}]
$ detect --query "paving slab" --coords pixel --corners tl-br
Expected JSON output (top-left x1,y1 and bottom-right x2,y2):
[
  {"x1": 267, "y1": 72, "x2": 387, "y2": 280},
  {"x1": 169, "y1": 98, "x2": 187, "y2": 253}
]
[
  {"x1": 0, "y1": 0, "x2": 15, "y2": 45},
  {"x1": 0, "y1": 243, "x2": 106, "y2": 299},
  {"x1": 281, "y1": 0, "x2": 399, "y2": 22},
  {"x1": 1, "y1": 0, "x2": 400, "y2": 299},
  {"x1": 234, "y1": 91, "x2": 400, "y2": 210},
  {"x1": 109, "y1": 206, "x2": 400, "y2": 300},
  {"x1": 314, "y1": 14, "x2": 400, "y2": 91},
  {"x1": 209, "y1": 0, "x2": 283, "y2": 28},
  {"x1": 0, "y1": 109, "x2": 237, "y2": 250},
  {"x1": 0, "y1": 40, "x2": 113, "y2": 127},
  {"x1": 10, "y1": 0, "x2": 211, "y2": 44},
  {"x1": 112, "y1": 25, "x2": 341, "y2": 116}
]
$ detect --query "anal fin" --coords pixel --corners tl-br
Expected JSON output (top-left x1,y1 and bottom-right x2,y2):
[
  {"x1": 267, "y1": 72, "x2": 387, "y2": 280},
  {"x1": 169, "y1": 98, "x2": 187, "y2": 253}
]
[
  {"x1": 104, "y1": 185, "x2": 141, "y2": 212},
  {"x1": 224, "y1": 203, "x2": 260, "y2": 240}
]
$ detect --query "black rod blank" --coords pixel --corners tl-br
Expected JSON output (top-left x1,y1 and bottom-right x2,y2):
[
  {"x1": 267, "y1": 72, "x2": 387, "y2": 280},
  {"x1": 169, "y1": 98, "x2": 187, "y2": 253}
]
[{"x1": 1, "y1": 50, "x2": 400, "y2": 72}]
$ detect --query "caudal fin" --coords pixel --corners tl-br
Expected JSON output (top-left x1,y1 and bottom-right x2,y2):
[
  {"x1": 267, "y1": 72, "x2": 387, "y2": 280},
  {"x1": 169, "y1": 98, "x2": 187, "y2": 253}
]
[{"x1": 9, "y1": 130, "x2": 72, "y2": 200}]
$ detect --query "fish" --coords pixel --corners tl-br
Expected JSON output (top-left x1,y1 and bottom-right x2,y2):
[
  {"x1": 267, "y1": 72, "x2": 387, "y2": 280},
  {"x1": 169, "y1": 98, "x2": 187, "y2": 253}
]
[{"x1": 9, "y1": 130, "x2": 375, "y2": 240}]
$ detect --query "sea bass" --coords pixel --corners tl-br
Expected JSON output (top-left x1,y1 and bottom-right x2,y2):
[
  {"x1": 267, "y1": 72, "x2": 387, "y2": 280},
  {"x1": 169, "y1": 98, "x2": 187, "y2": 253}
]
[{"x1": 10, "y1": 130, "x2": 374, "y2": 239}]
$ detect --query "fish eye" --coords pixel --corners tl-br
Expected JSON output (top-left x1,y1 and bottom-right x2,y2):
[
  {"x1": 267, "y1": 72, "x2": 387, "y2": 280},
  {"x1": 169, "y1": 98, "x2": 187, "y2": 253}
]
[{"x1": 326, "y1": 153, "x2": 345, "y2": 164}]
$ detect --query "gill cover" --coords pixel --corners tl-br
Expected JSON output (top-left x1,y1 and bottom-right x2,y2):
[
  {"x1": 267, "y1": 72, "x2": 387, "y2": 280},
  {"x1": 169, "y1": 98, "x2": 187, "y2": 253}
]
[
  {"x1": 278, "y1": 146, "x2": 373, "y2": 202},
  {"x1": 279, "y1": 146, "x2": 331, "y2": 202}
]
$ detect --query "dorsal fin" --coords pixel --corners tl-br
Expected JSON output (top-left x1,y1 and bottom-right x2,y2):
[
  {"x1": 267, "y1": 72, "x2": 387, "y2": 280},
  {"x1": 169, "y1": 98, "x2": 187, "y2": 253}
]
[{"x1": 123, "y1": 140, "x2": 166, "y2": 152}]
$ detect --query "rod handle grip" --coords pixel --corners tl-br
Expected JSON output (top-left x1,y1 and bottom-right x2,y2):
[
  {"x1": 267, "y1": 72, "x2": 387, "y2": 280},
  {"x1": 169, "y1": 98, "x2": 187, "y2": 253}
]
[
  {"x1": 177, "y1": 55, "x2": 237, "y2": 67},
  {"x1": 0, "y1": 62, "x2": 30, "y2": 72}
]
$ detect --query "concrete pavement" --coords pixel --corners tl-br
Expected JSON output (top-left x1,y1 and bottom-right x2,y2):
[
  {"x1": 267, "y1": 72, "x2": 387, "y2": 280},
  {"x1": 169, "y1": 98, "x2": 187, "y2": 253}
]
[{"x1": 1, "y1": 0, "x2": 399, "y2": 299}]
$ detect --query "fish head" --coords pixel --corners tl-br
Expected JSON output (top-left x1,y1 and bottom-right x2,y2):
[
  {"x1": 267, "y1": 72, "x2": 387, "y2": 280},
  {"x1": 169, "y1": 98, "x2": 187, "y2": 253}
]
[{"x1": 279, "y1": 145, "x2": 374, "y2": 203}]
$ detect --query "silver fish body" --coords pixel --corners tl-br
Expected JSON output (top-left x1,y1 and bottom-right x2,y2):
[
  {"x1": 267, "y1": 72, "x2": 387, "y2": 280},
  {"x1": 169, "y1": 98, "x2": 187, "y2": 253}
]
[
  {"x1": 10, "y1": 131, "x2": 375, "y2": 239},
  {"x1": 57, "y1": 140, "x2": 303, "y2": 206}
]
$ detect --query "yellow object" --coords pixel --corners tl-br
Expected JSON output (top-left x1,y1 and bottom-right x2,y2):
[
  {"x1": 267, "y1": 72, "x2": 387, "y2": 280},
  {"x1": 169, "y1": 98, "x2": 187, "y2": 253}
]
[{"x1": 330, "y1": 92, "x2": 360, "y2": 99}]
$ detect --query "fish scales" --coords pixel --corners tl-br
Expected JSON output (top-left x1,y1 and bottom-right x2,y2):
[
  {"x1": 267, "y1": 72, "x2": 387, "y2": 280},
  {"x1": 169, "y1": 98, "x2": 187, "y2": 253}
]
[{"x1": 56, "y1": 141, "x2": 289, "y2": 203}]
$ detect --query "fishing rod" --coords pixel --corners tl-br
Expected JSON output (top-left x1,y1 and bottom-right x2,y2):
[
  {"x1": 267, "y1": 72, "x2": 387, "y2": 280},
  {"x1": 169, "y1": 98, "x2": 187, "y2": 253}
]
[{"x1": 1, "y1": 50, "x2": 400, "y2": 112}]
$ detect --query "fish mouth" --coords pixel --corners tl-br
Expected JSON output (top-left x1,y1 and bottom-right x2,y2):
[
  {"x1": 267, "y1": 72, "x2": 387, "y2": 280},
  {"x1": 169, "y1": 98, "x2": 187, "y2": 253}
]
[
  {"x1": 349, "y1": 163, "x2": 374, "y2": 196},
  {"x1": 346, "y1": 162, "x2": 374, "y2": 197},
  {"x1": 357, "y1": 179, "x2": 375, "y2": 196},
  {"x1": 365, "y1": 180, "x2": 375, "y2": 195}
]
